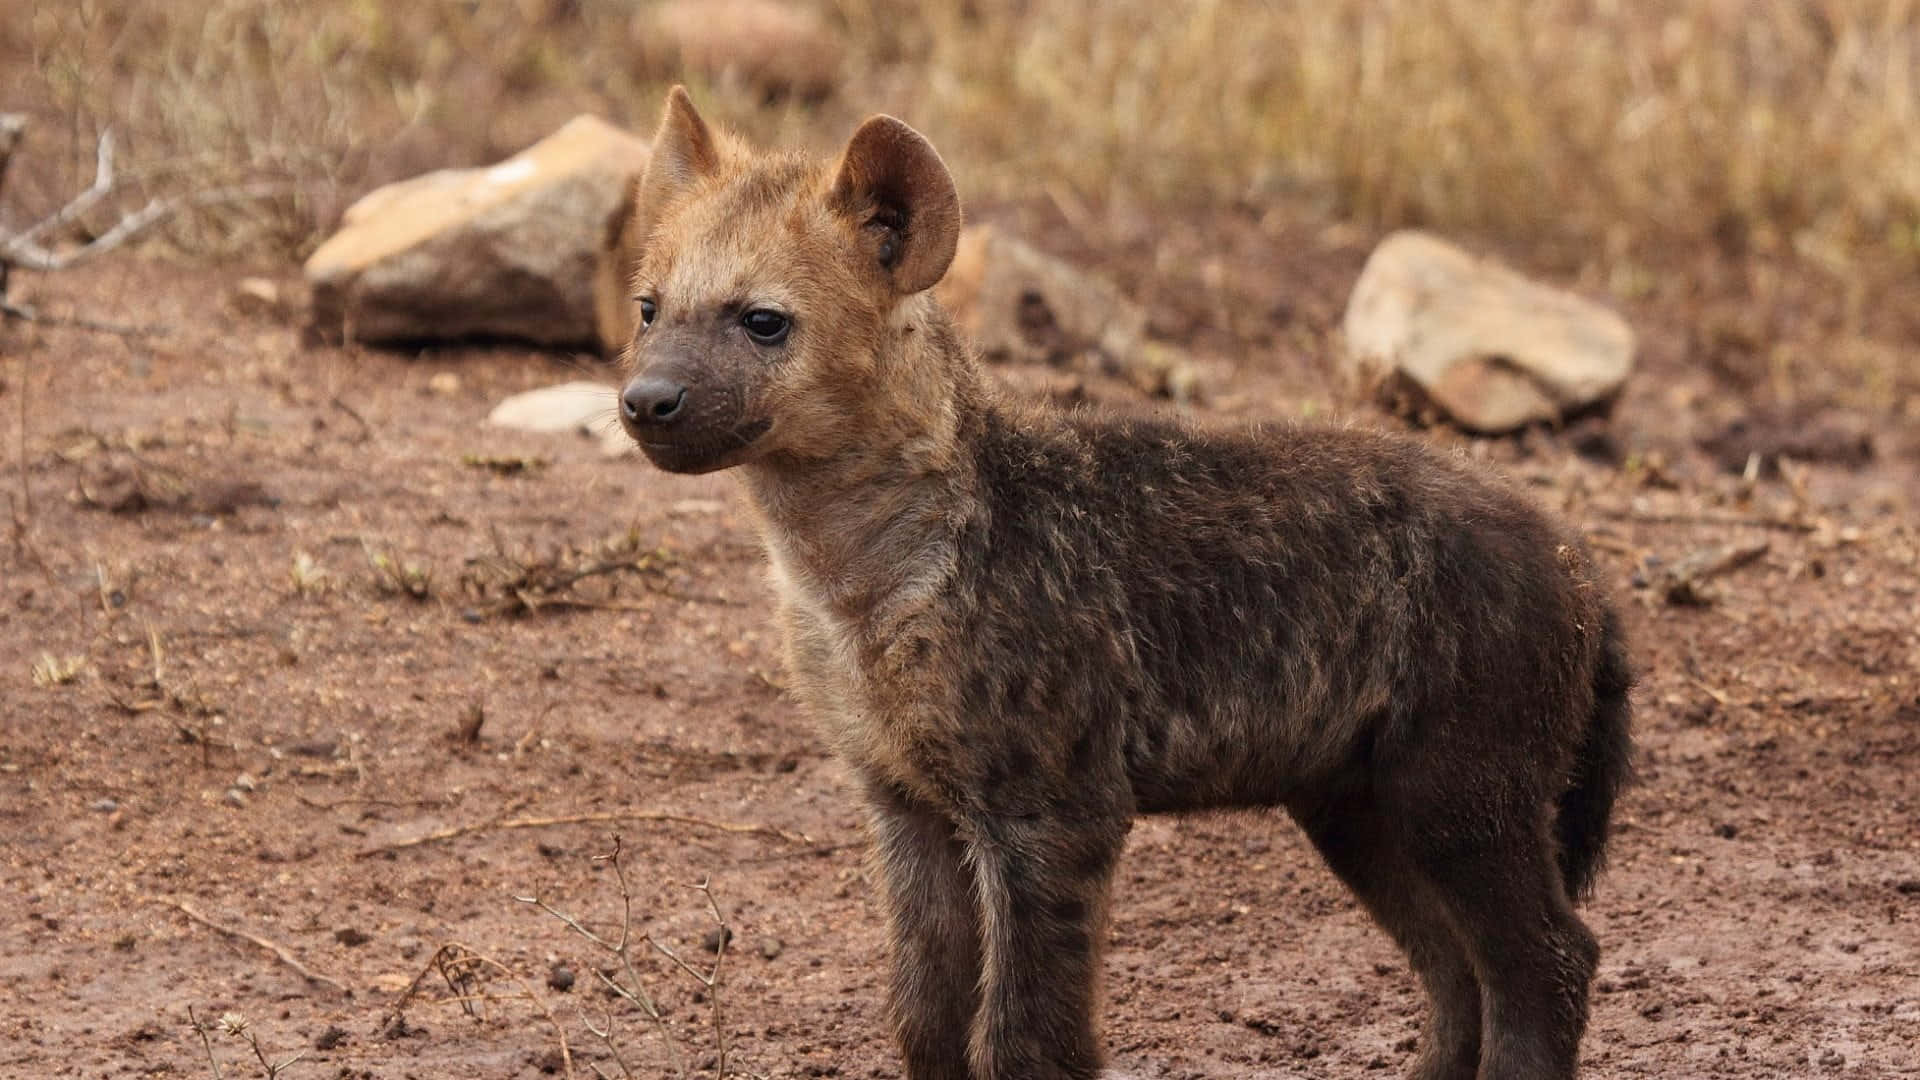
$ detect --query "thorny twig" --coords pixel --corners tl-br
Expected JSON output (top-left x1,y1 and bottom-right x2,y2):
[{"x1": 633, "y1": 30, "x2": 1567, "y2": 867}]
[
  {"x1": 519, "y1": 836, "x2": 688, "y2": 1077},
  {"x1": 517, "y1": 839, "x2": 768, "y2": 1077}
]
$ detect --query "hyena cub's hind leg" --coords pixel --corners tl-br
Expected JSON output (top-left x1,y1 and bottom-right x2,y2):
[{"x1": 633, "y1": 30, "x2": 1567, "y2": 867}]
[
  {"x1": 1414, "y1": 830, "x2": 1599, "y2": 1080},
  {"x1": 1298, "y1": 803, "x2": 1483, "y2": 1080},
  {"x1": 1301, "y1": 782, "x2": 1601, "y2": 1080}
]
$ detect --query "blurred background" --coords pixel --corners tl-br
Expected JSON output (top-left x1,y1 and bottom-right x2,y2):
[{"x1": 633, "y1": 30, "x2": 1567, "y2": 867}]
[
  {"x1": 6, "y1": 0, "x2": 1915, "y2": 267},
  {"x1": 8, "y1": 0, "x2": 1918, "y2": 413}
]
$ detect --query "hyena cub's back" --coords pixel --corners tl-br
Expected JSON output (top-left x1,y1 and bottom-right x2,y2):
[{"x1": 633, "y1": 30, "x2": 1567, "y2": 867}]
[
  {"x1": 945, "y1": 404, "x2": 1619, "y2": 822},
  {"x1": 618, "y1": 86, "x2": 1633, "y2": 1080}
]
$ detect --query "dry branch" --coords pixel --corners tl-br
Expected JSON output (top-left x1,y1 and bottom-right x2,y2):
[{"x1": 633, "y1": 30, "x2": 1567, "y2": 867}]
[
  {"x1": 357, "y1": 810, "x2": 810, "y2": 859},
  {"x1": 0, "y1": 124, "x2": 290, "y2": 277},
  {"x1": 147, "y1": 896, "x2": 349, "y2": 996},
  {"x1": 519, "y1": 837, "x2": 688, "y2": 1077}
]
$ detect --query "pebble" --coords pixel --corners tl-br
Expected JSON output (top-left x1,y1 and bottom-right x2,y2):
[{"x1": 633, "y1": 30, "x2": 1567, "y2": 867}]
[
  {"x1": 90, "y1": 798, "x2": 118, "y2": 813},
  {"x1": 758, "y1": 937, "x2": 784, "y2": 960},
  {"x1": 547, "y1": 964, "x2": 575, "y2": 992}
]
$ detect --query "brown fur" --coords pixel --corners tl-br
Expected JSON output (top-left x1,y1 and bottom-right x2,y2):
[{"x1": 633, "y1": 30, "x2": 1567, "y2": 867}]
[{"x1": 617, "y1": 88, "x2": 1634, "y2": 1080}]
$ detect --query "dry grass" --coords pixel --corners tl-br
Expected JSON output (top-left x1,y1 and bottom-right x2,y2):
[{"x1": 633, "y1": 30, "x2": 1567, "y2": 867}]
[{"x1": 5, "y1": 0, "x2": 1916, "y2": 269}]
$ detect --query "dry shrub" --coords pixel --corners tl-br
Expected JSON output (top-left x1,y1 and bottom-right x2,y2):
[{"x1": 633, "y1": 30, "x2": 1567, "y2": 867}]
[
  {"x1": 5, "y1": 0, "x2": 1916, "y2": 269},
  {"x1": 831, "y1": 0, "x2": 1920, "y2": 264}
]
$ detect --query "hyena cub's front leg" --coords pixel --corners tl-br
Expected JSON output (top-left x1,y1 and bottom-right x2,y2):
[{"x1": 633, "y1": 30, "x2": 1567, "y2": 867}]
[
  {"x1": 865, "y1": 781, "x2": 982, "y2": 1080},
  {"x1": 963, "y1": 811, "x2": 1129, "y2": 1080}
]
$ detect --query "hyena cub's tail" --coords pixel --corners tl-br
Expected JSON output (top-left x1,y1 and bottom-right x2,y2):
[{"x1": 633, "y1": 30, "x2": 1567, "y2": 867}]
[{"x1": 1555, "y1": 607, "x2": 1635, "y2": 902}]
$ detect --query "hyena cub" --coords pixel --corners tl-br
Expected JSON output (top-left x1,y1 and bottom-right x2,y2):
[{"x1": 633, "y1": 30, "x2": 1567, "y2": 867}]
[{"x1": 617, "y1": 87, "x2": 1633, "y2": 1080}]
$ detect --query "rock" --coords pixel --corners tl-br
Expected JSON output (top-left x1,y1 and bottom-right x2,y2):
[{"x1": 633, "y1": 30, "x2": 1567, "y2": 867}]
[
  {"x1": 229, "y1": 277, "x2": 289, "y2": 319},
  {"x1": 487, "y1": 381, "x2": 618, "y2": 434},
  {"x1": 934, "y1": 225, "x2": 1202, "y2": 404},
  {"x1": 333, "y1": 926, "x2": 371, "y2": 947},
  {"x1": 1658, "y1": 540, "x2": 1770, "y2": 607},
  {"x1": 547, "y1": 963, "x2": 575, "y2": 992},
  {"x1": 486, "y1": 381, "x2": 636, "y2": 458},
  {"x1": 638, "y1": 1, "x2": 844, "y2": 102},
  {"x1": 305, "y1": 115, "x2": 649, "y2": 350},
  {"x1": 1341, "y1": 230, "x2": 1635, "y2": 433}
]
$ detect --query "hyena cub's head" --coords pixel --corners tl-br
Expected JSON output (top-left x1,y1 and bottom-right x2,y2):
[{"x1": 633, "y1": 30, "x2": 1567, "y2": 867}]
[{"x1": 617, "y1": 87, "x2": 961, "y2": 474}]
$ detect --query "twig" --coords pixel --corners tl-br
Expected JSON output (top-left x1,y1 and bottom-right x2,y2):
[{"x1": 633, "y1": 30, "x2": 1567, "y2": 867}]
[
  {"x1": 188, "y1": 1006, "x2": 225, "y2": 1080},
  {"x1": 1, "y1": 297, "x2": 166, "y2": 338},
  {"x1": 146, "y1": 896, "x2": 349, "y2": 996},
  {"x1": 328, "y1": 397, "x2": 372, "y2": 442},
  {"x1": 3, "y1": 173, "x2": 294, "y2": 272},
  {"x1": 677, "y1": 877, "x2": 731, "y2": 1078},
  {"x1": 382, "y1": 943, "x2": 575, "y2": 1079},
  {"x1": 292, "y1": 792, "x2": 448, "y2": 811},
  {"x1": 1591, "y1": 506, "x2": 1815, "y2": 533},
  {"x1": 517, "y1": 836, "x2": 689, "y2": 1077},
  {"x1": 358, "y1": 810, "x2": 810, "y2": 858},
  {"x1": 12, "y1": 322, "x2": 28, "y2": 526},
  {"x1": 738, "y1": 839, "x2": 866, "y2": 865},
  {"x1": 8, "y1": 127, "x2": 118, "y2": 251},
  {"x1": 583, "y1": 1004, "x2": 638, "y2": 1079}
]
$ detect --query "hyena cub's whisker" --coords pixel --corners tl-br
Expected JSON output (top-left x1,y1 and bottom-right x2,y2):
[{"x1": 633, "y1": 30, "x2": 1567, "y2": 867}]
[{"x1": 617, "y1": 85, "x2": 1634, "y2": 1080}]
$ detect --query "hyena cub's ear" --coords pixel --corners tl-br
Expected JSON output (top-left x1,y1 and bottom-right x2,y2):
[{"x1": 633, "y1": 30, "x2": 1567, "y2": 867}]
[
  {"x1": 829, "y1": 115, "x2": 961, "y2": 295},
  {"x1": 633, "y1": 86, "x2": 723, "y2": 241}
]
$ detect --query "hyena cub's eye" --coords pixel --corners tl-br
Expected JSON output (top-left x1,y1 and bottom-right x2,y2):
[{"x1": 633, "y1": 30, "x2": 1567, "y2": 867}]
[
  {"x1": 636, "y1": 297, "x2": 657, "y2": 327},
  {"x1": 741, "y1": 308, "x2": 791, "y2": 346}
]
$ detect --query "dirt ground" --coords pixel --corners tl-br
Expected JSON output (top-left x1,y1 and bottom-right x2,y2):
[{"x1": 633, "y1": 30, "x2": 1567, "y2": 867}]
[{"x1": 2, "y1": 208, "x2": 1917, "y2": 1079}]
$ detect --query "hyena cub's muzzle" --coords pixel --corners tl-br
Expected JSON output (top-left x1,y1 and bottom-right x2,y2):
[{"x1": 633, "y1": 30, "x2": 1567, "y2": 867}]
[{"x1": 619, "y1": 355, "x2": 769, "y2": 475}]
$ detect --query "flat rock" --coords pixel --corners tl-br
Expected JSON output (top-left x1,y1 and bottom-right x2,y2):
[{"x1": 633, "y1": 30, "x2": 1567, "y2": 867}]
[
  {"x1": 1341, "y1": 230, "x2": 1635, "y2": 433},
  {"x1": 638, "y1": 0, "x2": 844, "y2": 102},
  {"x1": 935, "y1": 225, "x2": 1201, "y2": 403},
  {"x1": 487, "y1": 381, "x2": 631, "y2": 457},
  {"x1": 305, "y1": 115, "x2": 649, "y2": 349}
]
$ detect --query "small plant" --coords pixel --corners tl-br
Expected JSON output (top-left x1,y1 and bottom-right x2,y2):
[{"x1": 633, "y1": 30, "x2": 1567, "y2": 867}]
[
  {"x1": 361, "y1": 541, "x2": 432, "y2": 601},
  {"x1": 190, "y1": 1007, "x2": 306, "y2": 1079},
  {"x1": 459, "y1": 527, "x2": 675, "y2": 618},
  {"x1": 30, "y1": 652, "x2": 85, "y2": 687},
  {"x1": 288, "y1": 550, "x2": 327, "y2": 596}
]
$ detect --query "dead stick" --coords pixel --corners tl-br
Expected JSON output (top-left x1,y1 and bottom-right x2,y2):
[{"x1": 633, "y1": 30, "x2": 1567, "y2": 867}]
[
  {"x1": 147, "y1": 896, "x2": 350, "y2": 995},
  {"x1": 358, "y1": 810, "x2": 811, "y2": 859},
  {"x1": 1591, "y1": 507, "x2": 1815, "y2": 533},
  {"x1": 1, "y1": 298, "x2": 166, "y2": 338}
]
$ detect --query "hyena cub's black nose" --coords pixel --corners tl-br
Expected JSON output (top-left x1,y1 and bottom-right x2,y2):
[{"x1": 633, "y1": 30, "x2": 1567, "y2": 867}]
[{"x1": 621, "y1": 376, "x2": 688, "y2": 426}]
